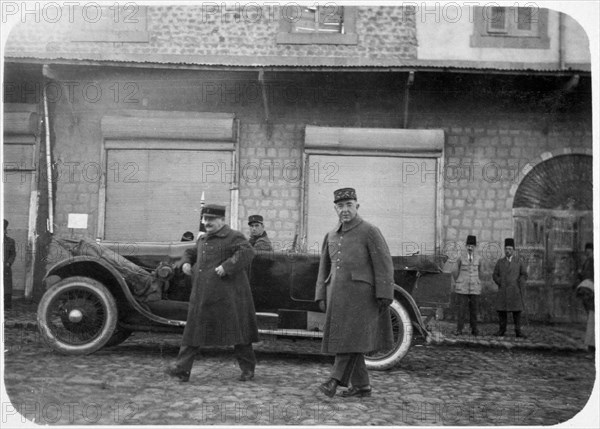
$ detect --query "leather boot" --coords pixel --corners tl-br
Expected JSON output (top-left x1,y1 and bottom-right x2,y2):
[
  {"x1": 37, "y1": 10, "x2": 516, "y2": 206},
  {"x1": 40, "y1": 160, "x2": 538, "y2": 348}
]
[
  {"x1": 165, "y1": 365, "x2": 190, "y2": 382},
  {"x1": 318, "y1": 378, "x2": 339, "y2": 398},
  {"x1": 341, "y1": 385, "x2": 372, "y2": 398}
]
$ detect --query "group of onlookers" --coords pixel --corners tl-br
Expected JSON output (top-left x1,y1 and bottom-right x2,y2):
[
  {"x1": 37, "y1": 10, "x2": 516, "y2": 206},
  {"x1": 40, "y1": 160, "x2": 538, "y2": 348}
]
[{"x1": 452, "y1": 233, "x2": 594, "y2": 351}]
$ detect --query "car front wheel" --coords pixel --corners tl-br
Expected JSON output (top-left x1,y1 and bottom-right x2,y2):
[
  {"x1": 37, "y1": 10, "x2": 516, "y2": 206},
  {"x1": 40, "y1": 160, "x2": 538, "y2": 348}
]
[
  {"x1": 37, "y1": 276, "x2": 118, "y2": 355},
  {"x1": 365, "y1": 299, "x2": 413, "y2": 370}
]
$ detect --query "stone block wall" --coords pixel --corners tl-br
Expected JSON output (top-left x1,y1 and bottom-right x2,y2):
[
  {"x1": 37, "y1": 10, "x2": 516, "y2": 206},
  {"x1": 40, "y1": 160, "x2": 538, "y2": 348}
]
[
  {"x1": 416, "y1": 115, "x2": 593, "y2": 321},
  {"x1": 5, "y1": 5, "x2": 417, "y2": 64},
  {"x1": 238, "y1": 123, "x2": 304, "y2": 251}
]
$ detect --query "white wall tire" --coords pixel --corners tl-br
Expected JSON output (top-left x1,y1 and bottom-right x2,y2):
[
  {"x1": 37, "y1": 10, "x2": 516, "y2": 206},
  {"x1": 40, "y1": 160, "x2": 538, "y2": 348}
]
[
  {"x1": 37, "y1": 276, "x2": 118, "y2": 355},
  {"x1": 365, "y1": 299, "x2": 413, "y2": 370}
]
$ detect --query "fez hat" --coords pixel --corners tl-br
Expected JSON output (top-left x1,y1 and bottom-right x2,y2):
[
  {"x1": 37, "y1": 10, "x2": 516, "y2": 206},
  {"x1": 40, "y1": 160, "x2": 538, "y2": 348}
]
[
  {"x1": 333, "y1": 188, "x2": 357, "y2": 203},
  {"x1": 202, "y1": 204, "x2": 226, "y2": 218},
  {"x1": 248, "y1": 215, "x2": 264, "y2": 225},
  {"x1": 466, "y1": 235, "x2": 477, "y2": 246},
  {"x1": 504, "y1": 238, "x2": 515, "y2": 248},
  {"x1": 585, "y1": 242, "x2": 593, "y2": 250}
]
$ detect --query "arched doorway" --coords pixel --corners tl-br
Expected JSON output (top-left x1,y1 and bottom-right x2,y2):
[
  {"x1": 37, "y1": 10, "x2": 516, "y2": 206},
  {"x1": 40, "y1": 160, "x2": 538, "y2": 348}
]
[{"x1": 513, "y1": 154, "x2": 593, "y2": 323}]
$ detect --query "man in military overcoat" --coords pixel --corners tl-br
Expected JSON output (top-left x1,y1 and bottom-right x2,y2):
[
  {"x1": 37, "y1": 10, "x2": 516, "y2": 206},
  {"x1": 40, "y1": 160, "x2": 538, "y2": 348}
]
[
  {"x1": 166, "y1": 204, "x2": 259, "y2": 382},
  {"x1": 315, "y1": 188, "x2": 394, "y2": 398},
  {"x1": 248, "y1": 214, "x2": 273, "y2": 251},
  {"x1": 492, "y1": 238, "x2": 528, "y2": 338}
]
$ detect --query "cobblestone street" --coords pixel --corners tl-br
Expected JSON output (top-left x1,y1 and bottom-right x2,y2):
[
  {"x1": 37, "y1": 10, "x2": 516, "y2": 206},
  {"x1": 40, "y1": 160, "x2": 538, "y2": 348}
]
[{"x1": 2, "y1": 328, "x2": 596, "y2": 426}]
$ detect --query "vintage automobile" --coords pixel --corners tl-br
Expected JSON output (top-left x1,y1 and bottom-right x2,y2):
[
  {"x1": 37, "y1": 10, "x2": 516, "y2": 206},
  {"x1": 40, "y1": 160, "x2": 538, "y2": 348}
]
[{"x1": 37, "y1": 237, "x2": 451, "y2": 370}]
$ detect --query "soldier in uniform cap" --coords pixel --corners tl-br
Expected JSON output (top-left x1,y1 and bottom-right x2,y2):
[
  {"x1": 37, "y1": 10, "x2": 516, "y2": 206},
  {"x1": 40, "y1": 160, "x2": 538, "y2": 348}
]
[
  {"x1": 453, "y1": 235, "x2": 482, "y2": 336},
  {"x1": 492, "y1": 238, "x2": 528, "y2": 338},
  {"x1": 166, "y1": 204, "x2": 259, "y2": 382},
  {"x1": 315, "y1": 188, "x2": 394, "y2": 398},
  {"x1": 247, "y1": 215, "x2": 272, "y2": 251}
]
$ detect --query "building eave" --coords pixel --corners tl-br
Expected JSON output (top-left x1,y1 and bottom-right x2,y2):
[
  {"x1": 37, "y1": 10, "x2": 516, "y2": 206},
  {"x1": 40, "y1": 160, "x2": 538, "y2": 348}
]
[{"x1": 4, "y1": 54, "x2": 591, "y2": 76}]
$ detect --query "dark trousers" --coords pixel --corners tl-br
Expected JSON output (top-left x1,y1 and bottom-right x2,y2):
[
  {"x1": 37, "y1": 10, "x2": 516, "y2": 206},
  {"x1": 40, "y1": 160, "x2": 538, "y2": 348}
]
[
  {"x1": 4, "y1": 293, "x2": 12, "y2": 310},
  {"x1": 174, "y1": 343, "x2": 256, "y2": 374},
  {"x1": 456, "y1": 294, "x2": 479, "y2": 334},
  {"x1": 497, "y1": 311, "x2": 523, "y2": 334},
  {"x1": 331, "y1": 353, "x2": 369, "y2": 388}
]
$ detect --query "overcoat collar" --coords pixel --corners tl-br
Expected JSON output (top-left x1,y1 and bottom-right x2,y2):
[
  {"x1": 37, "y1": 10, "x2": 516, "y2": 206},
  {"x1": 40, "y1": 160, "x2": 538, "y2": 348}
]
[
  {"x1": 203, "y1": 224, "x2": 231, "y2": 240},
  {"x1": 336, "y1": 214, "x2": 363, "y2": 233},
  {"x1": 249, "y1": 231, "x2": 268, "y2": 244}
]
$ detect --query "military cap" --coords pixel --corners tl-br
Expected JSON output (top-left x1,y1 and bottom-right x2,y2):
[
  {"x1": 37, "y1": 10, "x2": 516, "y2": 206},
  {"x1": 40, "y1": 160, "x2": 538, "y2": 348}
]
[
  {"x1": 466, "y1": 235, "x2": 477, "y2": 246},
  {"x1": 504, "y1": 238, "x2": 515, "y2": 248},
  {"x1": 248, "y1": 215, "x2": 264, "y2": 225},
  {"x1": 181, "y1": 231, "x2": 194, "y2": 242},
  {"x1": 333, "y1": 188, "x2": 357, "y2": 203},
  {"x1": 202, "y1": 204, "x2": 226, "y2": 218}
]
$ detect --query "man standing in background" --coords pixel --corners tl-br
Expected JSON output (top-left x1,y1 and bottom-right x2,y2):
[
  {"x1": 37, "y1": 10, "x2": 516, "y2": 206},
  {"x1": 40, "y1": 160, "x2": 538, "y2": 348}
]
[
  {"x1": 454, "y1": 235, "x2": 482, "y2": 336},
  {"x1": 248, "y1": 215, "x2": 273, "y2": 251},
  {"x1": 493, "y1": 238, "x2": 528, "y2": 338},
  {"x1": 4, "y1": 219, "x2": 16, "y2": 310},
  {"x1": 576, "y1": 242, "x2": 594, "y2": 351}
]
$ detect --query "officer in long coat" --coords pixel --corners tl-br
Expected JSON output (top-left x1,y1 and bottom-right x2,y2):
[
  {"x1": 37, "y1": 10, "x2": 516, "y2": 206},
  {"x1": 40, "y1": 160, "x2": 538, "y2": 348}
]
[
  {"x1": 166, "y1": 204, "x2": 258, "y2": 382},
  {"x1": 492, "y1": 238, "x2": 528, "y2": 337},
  {"x1": 315, "y1": 188, "x2": 394, "y2": 398}
]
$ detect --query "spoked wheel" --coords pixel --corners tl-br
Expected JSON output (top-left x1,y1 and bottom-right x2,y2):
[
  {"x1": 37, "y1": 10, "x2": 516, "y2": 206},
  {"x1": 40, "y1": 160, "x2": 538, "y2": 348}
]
[
  {"x1": 37, "y1": 276, "x2": 118, "y2": 355},
  {"x1": 365, "y1": 299, "x2": 413, "y2": 370}
]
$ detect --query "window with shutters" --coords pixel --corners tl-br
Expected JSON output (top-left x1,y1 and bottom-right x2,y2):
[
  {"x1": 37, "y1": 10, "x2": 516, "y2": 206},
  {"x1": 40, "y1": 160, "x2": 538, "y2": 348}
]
[
  {"x1": 276, "y1": 5, "x2": 357, "y2": 45},
  {"x1": 98, "y1": 111, "x2": 236, "y2": 242},
  {"x1": 471, "y1": 6, "x2": 549, "y2": 49},
  {"x1": 301, "y1": 126, "x2": 444, "y2": 256}
]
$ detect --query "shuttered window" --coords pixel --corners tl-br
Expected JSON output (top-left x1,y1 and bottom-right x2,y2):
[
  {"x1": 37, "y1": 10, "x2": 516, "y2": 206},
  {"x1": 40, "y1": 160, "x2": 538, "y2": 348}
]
[
  {"x1": 104, "y1": 149, "x2": 232, "y2": 242},
  {"x1": 303, "y1": 126, "x2": 444, "y2": 256},
  {"x1": 99, "y1": 111, "x2": 236, "y2": 242},
  {"x1": 305, "y1": 155, "x2": 438, "y2": 256}
]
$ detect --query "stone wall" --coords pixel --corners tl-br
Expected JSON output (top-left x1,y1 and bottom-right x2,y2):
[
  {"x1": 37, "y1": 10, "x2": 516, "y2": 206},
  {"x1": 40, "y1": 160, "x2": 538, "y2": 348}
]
[
  {"x1": 238, "y1": 123, "x2": 304, "y2": 248},
  {"x1": 5, "y1": 5, "x2": 417, "y2": 64},
  {"x1": 4, "y1": 65, "x2": 592, "y2": 316}
]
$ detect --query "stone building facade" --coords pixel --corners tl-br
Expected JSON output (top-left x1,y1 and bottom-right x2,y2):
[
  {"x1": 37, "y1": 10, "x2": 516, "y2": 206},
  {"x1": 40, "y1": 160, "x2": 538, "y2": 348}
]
[{"x1": 3, "y1": 4, "x2": 593, "y2": 322}]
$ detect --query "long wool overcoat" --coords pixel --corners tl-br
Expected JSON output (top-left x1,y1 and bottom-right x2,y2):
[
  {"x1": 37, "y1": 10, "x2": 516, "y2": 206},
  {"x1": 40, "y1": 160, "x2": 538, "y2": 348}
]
[
  {"x1": 315, "y1": 215, "x2": 394, "y2": 354},
  {"x1": 181, "y1": 225, "x2": 259, "y2": 347},
  {"x1": 492, "y1": 257, "x2": 528, "y2": 311}
]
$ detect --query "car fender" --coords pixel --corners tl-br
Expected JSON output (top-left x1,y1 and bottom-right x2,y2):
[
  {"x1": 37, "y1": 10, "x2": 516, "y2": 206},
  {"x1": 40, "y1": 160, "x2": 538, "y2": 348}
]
[
  {"x1": 43, "y1": 256, "x2": 185, "y2": 327},
  {"x1": 393, "y1": 284, "x2": 429, "y2": 339}
]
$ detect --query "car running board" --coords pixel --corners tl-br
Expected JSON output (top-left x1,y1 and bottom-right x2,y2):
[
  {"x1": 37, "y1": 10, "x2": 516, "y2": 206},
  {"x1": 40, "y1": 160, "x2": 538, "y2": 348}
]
[
  {"x1": 256, "y1": 312, "x2": 324, "y2": 338},
  {"x1": 257, "y1": 328, "x2": 323, "y2": 338}
]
